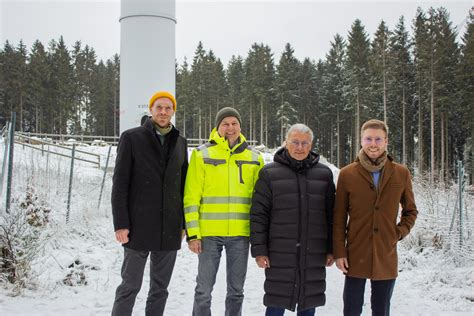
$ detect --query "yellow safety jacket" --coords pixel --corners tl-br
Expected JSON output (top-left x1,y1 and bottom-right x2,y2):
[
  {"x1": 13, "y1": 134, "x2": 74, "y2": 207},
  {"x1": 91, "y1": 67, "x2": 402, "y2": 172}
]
[{"x1": 184, "y1": 128, "x2": 264, "y2": 240}]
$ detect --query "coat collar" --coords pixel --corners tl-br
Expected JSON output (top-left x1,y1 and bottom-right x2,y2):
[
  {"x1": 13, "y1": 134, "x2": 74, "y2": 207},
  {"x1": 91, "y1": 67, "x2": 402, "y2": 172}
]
[
  {"x1": 355, "y1": 155, "x2": 394, "y2": 192},
  {"x1": 143, "y1": 118, "x2": 180, "y2": 158},
  {"x1": 273, "y1": 147, "x2": 320, "y2": 171},
  {"x1": 208, "y1": 128, "x2": 248, "y2": 153}
]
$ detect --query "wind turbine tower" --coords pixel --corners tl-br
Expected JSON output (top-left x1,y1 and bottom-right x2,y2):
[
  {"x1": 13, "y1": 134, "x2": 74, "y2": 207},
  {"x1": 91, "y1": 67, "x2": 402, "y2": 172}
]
[{"x1": 119, "y1": 0, "x2": 176, "y2": 133}]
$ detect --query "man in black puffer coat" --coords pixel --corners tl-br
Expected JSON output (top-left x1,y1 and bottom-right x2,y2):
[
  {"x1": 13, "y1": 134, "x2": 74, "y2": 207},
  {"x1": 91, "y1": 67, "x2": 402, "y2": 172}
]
[{"x1": 250, "y1": 123, "x2": 335, "y2": 316}]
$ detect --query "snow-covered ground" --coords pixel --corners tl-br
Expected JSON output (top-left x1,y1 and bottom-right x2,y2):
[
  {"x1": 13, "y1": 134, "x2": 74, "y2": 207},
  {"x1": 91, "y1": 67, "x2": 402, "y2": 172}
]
[{"x1": 0, "y1": 141, "x2": 473, "y2": 315}]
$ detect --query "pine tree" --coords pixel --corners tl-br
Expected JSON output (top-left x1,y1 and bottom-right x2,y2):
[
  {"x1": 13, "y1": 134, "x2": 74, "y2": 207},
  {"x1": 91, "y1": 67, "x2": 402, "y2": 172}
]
[
  {"x1": 26, "y1": 40, "x2": 50, "y2": 132},
  {"x1": 0, "y1": 41, "x2": 28, "y2": 131},
  {"x1": 111, "y1": 54, "x2": 120, "y2": 136},
  {"x1": 189, "y1": 42, "x2": 209, "y2": 140},
  {"x1": 47, "y1": 36, "x2": 74, "y2": 134},
  {"x1": 102, "y1": 59, "x2": 117, "y2": 136},
  {"x1": 275, "y1": 43, "x2": 301, "y2": 143},
  {"x1": 322, "y1": 34, "x2": 349, "y2": 167},
  {"x1": 0, "y1": 42, "x2": 18, "y2": 124},
  {"x1": 369, "y1": 20, "x2": 391, "y2": 121},
  {"x1": 89, "y1": 61, "x2": 104, "y2": 134},
  {"x1": 297, "y1": 58, "x2": 317, "y2": 127},
  {"x1": 69, "y1": 42, "x2": 98, "y2": 134},
  {"x1": 413, "y1": 8, "x2": 431, "y2": 174},
  {"x1": 346, "y1": 19, "x2": 371, "y2": 158},
  {"x1": 82, "y1": 46, "x2": 98, "y2": 134},
  {"x1": 427, "y1": 7, "x2": 439, "y2": 182},
  {"x1": 91, "y1": 59, "x2": 117, "y2": 136},
  {"x1": 226, "y1": 55, "x2": 245, "y2": 110},
  {"x1": 459, "y1": 11, "x2": 474, "y2": 183},
  {"x1": 226, "y1": 55, "x2": 249, "y2": 139},
  {"x1": 433, "y1": 8, "x2": 460, "y2": 181},
  {"x1": 207, "y1": 50, "x2": 228, "y2": 133},
  {"x1": 243, "y1": 43, "x2": 276, "y2": 145},
  {"x1": 313, "y1": 60, "x2": 329, "y2": 158},
  {"x1": 388, "y1": 16, "x2": 414, "y2": 165},
  {"x1": 15, "y1": 41, "x2": 28, "y2": 132},
  {"x1": 276, "y1": 100, "x2": 298, "y2": 144},
  {"x1": 176, "y1": 58, "x2": 192, "y2": 137},
  {"x1": 70, "y1": 41, "x2": 86, "y2": 134}
]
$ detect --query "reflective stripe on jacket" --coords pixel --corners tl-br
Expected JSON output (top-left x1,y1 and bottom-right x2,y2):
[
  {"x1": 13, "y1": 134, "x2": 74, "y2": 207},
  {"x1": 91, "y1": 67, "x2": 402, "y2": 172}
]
[{"x1": 184, "y1": 128, "x2": 264, "y2": 239}]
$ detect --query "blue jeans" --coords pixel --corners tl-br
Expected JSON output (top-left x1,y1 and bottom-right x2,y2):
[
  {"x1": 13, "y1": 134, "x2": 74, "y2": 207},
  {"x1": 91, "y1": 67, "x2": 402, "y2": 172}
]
[
  {"x1": 192, "y1": 236, "x2": 249, "y2": 316},
  {"x1": 343, "y1": 276, "x2": 396, "y2": 316},
  {"x1": 266, "y1": 306, "x2": 315, "y2": 316}
]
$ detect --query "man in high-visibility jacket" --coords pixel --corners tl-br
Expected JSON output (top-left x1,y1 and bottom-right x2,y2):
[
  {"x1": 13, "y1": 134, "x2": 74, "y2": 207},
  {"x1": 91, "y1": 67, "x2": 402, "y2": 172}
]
[{"x1": 184, "y1": 107, "x2": 264, "y2": 316}]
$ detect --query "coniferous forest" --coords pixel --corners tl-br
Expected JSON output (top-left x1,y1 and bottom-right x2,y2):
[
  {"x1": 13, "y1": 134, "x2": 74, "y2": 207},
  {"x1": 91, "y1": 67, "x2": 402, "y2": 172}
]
[{"x1": 0, "y1": 7, "x2": 473, "y2": 180}]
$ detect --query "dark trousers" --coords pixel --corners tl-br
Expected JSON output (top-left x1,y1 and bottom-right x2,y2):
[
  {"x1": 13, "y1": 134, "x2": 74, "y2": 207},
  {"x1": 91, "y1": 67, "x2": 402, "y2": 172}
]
[
  {"x1": 112, "y1": 247, "x2": 177, "y2": 316},
  {"x1": 266, "y1": 306, "x2": 315, "y2": 316},
  {"x1": 343, "y1": 276, "x2": 396, "y2": 316}
]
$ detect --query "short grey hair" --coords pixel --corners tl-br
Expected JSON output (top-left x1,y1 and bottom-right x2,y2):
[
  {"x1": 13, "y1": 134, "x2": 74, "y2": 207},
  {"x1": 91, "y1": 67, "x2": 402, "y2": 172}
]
[{"x1": 285, "y1": 123, "x2": 314, "y2": 142}]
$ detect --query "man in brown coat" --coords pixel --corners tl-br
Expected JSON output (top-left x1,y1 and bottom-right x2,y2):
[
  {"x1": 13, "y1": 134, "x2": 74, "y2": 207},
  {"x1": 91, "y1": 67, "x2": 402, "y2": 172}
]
[{"x1": 333, "y1": 119, "x2": 418, "y2": 316}]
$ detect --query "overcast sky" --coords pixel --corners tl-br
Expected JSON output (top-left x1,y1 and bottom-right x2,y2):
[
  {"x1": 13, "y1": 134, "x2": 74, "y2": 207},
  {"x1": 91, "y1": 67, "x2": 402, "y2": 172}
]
[{"x1": 0, "y1": 0, "x2": 472, "y2": 66}]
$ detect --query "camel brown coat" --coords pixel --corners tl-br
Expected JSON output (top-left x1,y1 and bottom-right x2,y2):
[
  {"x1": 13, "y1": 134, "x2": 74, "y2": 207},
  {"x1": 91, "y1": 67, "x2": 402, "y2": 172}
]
[{"x1": 333, "y1": 156, "x2": 417, "y2": 280}]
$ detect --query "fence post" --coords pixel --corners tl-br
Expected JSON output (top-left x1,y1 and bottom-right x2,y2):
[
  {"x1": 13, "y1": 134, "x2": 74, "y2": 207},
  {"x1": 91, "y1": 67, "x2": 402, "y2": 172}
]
[
  {"x1": 458, "y1": 160, "x2": 463, "y2": 248},
  {"x1": 66, "y1": 143, "x2": 76, "y2": 223},
  {"x1": 0, "y1": 121, "x2": 10, "y2": 196},
  {"x1": 97, "y1": 145, "x2": 112, "y2": 210},
  {"x1": 46, "y1": 144, "x2": 50, "y2": 203},
  {"x1": 5, "y1": 112, "x2": 16, "y2": 213}
]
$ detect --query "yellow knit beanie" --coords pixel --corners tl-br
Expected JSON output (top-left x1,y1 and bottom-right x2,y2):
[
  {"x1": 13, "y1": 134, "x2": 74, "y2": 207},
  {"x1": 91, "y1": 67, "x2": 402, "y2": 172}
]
[{"x1": 149, "y1": 91, "x2": 177, "y2": 111}]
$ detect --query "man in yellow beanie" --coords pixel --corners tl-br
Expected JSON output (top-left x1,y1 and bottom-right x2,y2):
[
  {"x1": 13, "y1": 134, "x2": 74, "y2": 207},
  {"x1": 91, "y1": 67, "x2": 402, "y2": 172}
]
[{"x1": 111, "y1": 91, "x2": 188, "y2": 316}]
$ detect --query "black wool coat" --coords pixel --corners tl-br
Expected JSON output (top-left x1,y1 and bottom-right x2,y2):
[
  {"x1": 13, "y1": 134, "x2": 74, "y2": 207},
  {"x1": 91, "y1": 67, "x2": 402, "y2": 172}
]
[
  {"x1": 250, "y1": 148, "x2": 335, "y2": 312},
  {"x1": 111, "y1": 119, "x2": 188, "y2": 251}
]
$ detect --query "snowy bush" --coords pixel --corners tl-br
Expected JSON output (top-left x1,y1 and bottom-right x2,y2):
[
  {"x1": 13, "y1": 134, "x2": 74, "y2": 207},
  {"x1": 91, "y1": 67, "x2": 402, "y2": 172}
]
[
  {"x1": 21, "y1": 186, "x2": 51, "y2": 227},
  {"x1": 0, "y1": 186, "x2": 50, "y2": 295}
]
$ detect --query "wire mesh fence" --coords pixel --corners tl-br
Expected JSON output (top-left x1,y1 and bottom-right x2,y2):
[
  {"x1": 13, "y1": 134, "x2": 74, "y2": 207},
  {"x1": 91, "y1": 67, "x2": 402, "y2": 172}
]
[
  {"x1": 408, "y1": 170, "x2": 474, "y2": 266},
  {"x1": 1, "y1": 132, "x2": 114, "y2": 223}
]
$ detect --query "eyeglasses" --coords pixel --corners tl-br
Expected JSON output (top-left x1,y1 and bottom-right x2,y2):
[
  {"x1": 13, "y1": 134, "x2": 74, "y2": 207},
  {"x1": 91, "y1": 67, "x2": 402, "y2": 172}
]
[
  {"x1": 362, "y1": 137, "x2": 385, "y2": 145},
  {"x1": 289, "y1": 140, "x2": 311, "y2": 148}
]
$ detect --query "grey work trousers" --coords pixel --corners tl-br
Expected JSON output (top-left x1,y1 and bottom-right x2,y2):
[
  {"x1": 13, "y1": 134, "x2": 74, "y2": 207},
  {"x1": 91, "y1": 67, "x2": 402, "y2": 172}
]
[
  {"x1": 111, "y1": 247, "x2": 177, "y2": 316},
  {"x1": 192, "y1": 236, "x2": 250, "y2": 316}
]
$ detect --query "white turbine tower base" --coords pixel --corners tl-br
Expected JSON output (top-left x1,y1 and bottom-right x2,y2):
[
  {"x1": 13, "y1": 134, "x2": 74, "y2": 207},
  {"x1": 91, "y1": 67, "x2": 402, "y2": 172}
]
[{"x1": 119, "y1": 0, "x2": 176, "y2": 134}]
